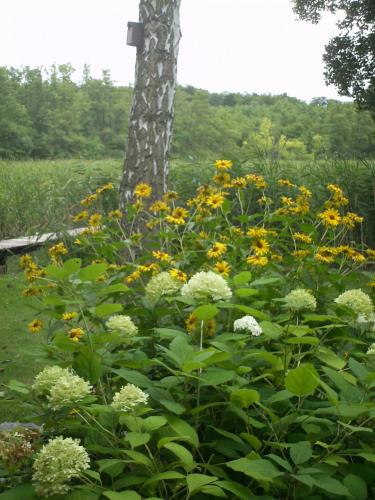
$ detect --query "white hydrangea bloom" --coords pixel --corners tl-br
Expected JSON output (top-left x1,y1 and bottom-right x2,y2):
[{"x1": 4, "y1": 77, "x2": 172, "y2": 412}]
[
  {"x1": 32, "y1": 436, "x2": 89, "y2": 497},
  {"x1": 367, "y1": 343, "x2": 375, "y2": 356},
  {"x1": 335, "y1": 289, "x2": 374, "y2": 318},
  {"x1": 181, "y1": 271, "x2": 232, "y2": 302},
  {"x1": 48, "y1": 373, "x2": 92, "y2": 410},
  {"x1": 106, "y1": 315, "x2": 138, "y2": 336},
  {"x1": 145, "y1": 272, "x2": 182, "y2": 302},
  {"x1": 111, "y1": 384, "x2": 148, "y2": 412},
  {"x1": 32, "y1": 366, "x2": 70, "y2": 395},
  {"x1": 233, "y1": 315, "x2": 262, "y2": 336},
  {"x1": 284, "y1": 288, "x2": 317, "y2": 311}
]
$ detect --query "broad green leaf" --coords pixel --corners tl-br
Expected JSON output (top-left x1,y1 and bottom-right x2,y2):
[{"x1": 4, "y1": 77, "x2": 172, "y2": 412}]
[
  {"x1": 112, "y1": 369, "x2": 152, "y2": 388},
  {"x1": 316, "y1": 347, "x2": 346, "y2": 370},
  {"x1": 235, "y1": 288, "x2": 259, "y2": 298},
  {"x1": 289, "y1": 441, "x2": 312, "y2": 465},
  {"x1": 316, "y1": 476, "x2": 350, "y2": 496},
  {"x1": 343, "y1": 474, "x2": 367, "y2": 500},
  {"x1": 103, "y1": 492, "x2": 141, "y2": 500},
  {"x1": 5, "y1": 379, "x2": 29, "y2": 394},
  {"x1": 217, "y1": 303, "x2": 269, "y2": 320},
  {"x1": 125, "y1": 432, "x2": 150, "y2": 448},
  {"x1": 73, "y1": 347, "x2": 102, "y2": 383},
  {"x1": 144, "y1": 471, "x2": 185, "y2": 485},
  {"x1": 124, "y1": 450, "x2": 153, "y2": 467},
  {"x1": 63, "y1": 258, "x2": 82, "y2": 274},
  {"x1": 227, "y1": 458, "x2": 282, "y2": 482},
  {"x1": 316, "y1": 404, "x2": 370, "y2": 418},
  {"x1": 166, "y1": 415, "x2": 199, "y2": 448},
  {"x1": 93, "y1": 303, "x2": 123, "y2": 318},
  {"x1": 285, "y1": 365, "x2": 320, "y2": 396},
  {"x1": 154, "y1": 328, "x2": 186, "y2": 339},
  {"x1": 142, "y1": 416, "x2": 167, "y2": 432},
  {"x1": 261, "y1": 321, "x2": 283, "y2": 339},
  {"x1": 45, "y1": 264, "x2": 72, "y2": 280},
  {"x1": 97, "y1": 284, "x2": 130, "y2": 296},
  {"x1": 250, "y1": 277, "x2": 281, "y2": 287},
  {"x1": 231, "y1": 389, "x2": 260, "y2": 408},
  {"x1": 233, "y1": 271, "x2": 252, "y2": 286},
  {"x1": 358, "y1": 452, "x2": 375, "y2": 462},
  {"x1": 216, "y1": 480, "x2": 253, "y2": 499},
  {"x1": 286, "y1": 336, "x2": 319, "y2": 345},
  {"x1": 267, "y1": 454, "x2": 293, "y2": 472},
  {"x1": 200, "y1": 367, "x2": 235, "y2": 386},
  {"x1": 78, "y1": 263, "x2": 107, "y2": 281},
  {"x1": 186, "y1": 474, "x2": 218, "y2": 494},
  {"x1": 0, "y1": 484, "x2": 38, "y2": 499},
  {"x1": 194, "y1": 304, "x2": 219, "y2": 321},
  {"x1": 159, "y1": 399, "x2": 185, "y2": 415},
  {"x1": 201, "y1": 485, "x2": 226, "y2": 497},
  {"x1": 163, "y1": 442, "x2": 196, "y2": 471}
]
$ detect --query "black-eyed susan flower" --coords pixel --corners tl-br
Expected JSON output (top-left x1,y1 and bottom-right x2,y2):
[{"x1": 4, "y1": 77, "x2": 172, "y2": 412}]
[
  {"x1": 246, "y1": 255, "x2": 269, "y2": 267},
  {"x1": 62, "y1": 312, "x2": 78, "y2": 321},
  {"x1": 169, "y1": 269, "x2": 187, "y2": 283},
  {"x1": 214, "y1": 159, "x2": 232, "y2": 170},
  {"x1": 68, "y1": 328, "x2": 84, "y2": 342},
  {"x1": 29, "y1": 319, "x2": 43, "y2": 333},
  {"x1": 251, "y1": 238, "x2": 270, "y2": 255},
  {"x1": 318, "y1": 208, "x2": 341, "y2": 227},
  {"x1": 134, "y1": 183, "x2": 152, "y2": 198},
  {"x1": 207, "y1": 242, "x2": 227, "y2": 259},
  {"x1": 214, "y1": 260, "x2": 231, "y2": 277}
]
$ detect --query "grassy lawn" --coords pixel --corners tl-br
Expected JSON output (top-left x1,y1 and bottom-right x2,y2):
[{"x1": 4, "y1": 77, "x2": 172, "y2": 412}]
[{"x1": 0, "y1": 256, "x2": 47, "y2": 421}]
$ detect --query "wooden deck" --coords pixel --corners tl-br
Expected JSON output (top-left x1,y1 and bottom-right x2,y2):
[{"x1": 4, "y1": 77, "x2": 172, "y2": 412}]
[{"x1": 0, "y1": 228, "x2": 85, "y2": 273}]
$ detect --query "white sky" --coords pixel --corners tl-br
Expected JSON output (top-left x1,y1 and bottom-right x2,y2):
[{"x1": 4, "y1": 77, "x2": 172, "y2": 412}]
[{"x1": 0, "y1": 0, "x2": 348, "y2": 102}]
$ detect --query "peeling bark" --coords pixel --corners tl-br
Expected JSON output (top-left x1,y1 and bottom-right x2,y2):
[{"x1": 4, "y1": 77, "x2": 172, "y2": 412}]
[{"x1": 119, "y1": 0, "x2": 182, "y2": 208}]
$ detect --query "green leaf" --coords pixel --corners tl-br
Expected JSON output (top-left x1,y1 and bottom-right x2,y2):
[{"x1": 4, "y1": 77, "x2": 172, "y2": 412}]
[
  {"x1": 4, "y1": 379, "x2": 30, "y2": 394},
  {"x1": 250, "y1": 277, "x2": 281, "y2": 287},
  {"x1": 343, "y1": 474, "x2": 367, "y2": 499},
  {"x1": 233, "y1": 271, "x2": 252, "y2": 286},
  {"x1": 124, "y1": 450, "x2": 153, "y2": 467},
  {"x1": 316, "y1": 347, "x2": 346, "y2": 370},
  {"x1": 93, "y1": 303, "x2": 123, "y2": 318},
  {"x1": 226, "y1": 458, "x2": 282, "y2": 482},
  {"x1": 358, "y1": 452, "x2": 375, "y2": 462},
  {"x1": 285, "y1": 365, "x2": 320, "y2": 396},
  {"x1": 142, "y1": 416, "x2": 167, "y2": 432},
  {"x1": 316, "y1": 476, "x2": 350, "y2": 496},
  {"x1": 154, "y1": 328, "x2": 186, "y2": 340},
  {"x1": 73, "y1": 347, "x2": 102, "y2": 383},
  {"x1": 216, "y1": 480, "x2": 252, "y2": 500},
  {"x1": 317, "y1": 404, "x2": 370, "y2": 418},
  {"x1": 166, "y1": 415, "x2": 199, "y2": 448},
  {"x1": 63, "y1": 258, "x2": 82, "y2": 274},
  {"x1": 113, "y1": 369, "x2": 152, "y2": 388},
  {"x1": 186, "y1": 474, "x2": 218, "y2": 495},
  {"x1": 97, "y1": 284, "x2": 130, "y2": 296},
  {"x1": 194, "y1": 304, "x2": 219, "y2": 321},
  {"x1": 0, "y1": 484, "x2": 38, "y2": 499},
  {"x1": 290, "y1": 441, "x2": 312, "y2": 465},
  {"x1": 231, "y1": 389, "x2": 260, "y2": 408},
  {"x1": 78, "y1": 263, "x2": 107, "y2": 281},
  {"x1": 163, "y1": 442, "x2": 196, "y2": 471},
  {"x1": 144, "y1": 471, "x2": 185, "y2": 485},
  {"x1": 124, "y1": 432, "x2": 151, "y2": 448},
  {"x1": 235, "y1": 288, "x2": 259, "y2": 298},
  {"x1": 103, "y1": 492, "x2": 141, "y2": 500},
  {"x1": 261, "y1": 321, "x2": 283, "y2": 339},
  {"x1": 45, "y1": 264, "x2": 72, "y2": 280},
  {"x1": 218, "y1": 303, "x2": 269, "y2": 320}
]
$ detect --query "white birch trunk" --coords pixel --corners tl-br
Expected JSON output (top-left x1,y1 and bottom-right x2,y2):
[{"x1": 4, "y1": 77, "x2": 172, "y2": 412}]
[{"x1": 119, "y1": 0, "x2": 182, "y2": 208}]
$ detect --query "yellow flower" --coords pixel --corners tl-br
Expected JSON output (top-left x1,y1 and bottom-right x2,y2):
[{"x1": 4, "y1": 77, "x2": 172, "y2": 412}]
[
  {"x1": 48, "y1": 242, "x2": 68, "y2": 258},
  {"x1": 19, "y1": 254, "x2": 34, "y2": 269},
  {"x1": 169, "y1": 269, "x2": 187, "y2": 283},
  {"x1": 298, "y1": 186, "x2": 312, "y2": 198},
  {"x1": 214, "y1": 260, "x2": 231, "y2": 277},
  {"x1": 165, "y1": 207, "x2": 189, "y2": 225},
  {"x1": 368, "y1": 277, "x2": 375, "y2": 288},
  {"x1": 72, "y1": 211, "x2": 88, "y2": 222},
  {"x1": 278, "y1": 179, "x2": 295, "y2": 188},
  {"x1": 349, "y1": 251, "x2": 366, "y2": 264},
  {"x1": 318, "y1": 208, "x2": 341, "y2": 227},
  {"x1": 366, "y1": 249, "x2": 375, "y2": 259},
  {"x1": 198, "y1": 231, "x2": 209, "y2": 239},
  {"x1": 186, "y1": 313, "x2": 198, "y2": 333},
  {"x1": 291, "y1": 250, "x2": 310, "y2": 259},
  {"x1": 80, "y1": 194, "x2": 98, "y2": 206},
  {"x1": 68, "y1": 327, "x2": 84, "y2": 342},
  {"x1": 251, "y1": 238, "x2": 270, "y2": 255},
  {"x1": 28, "y1": 319, "x2": 43, "y2": 333},
  {"x1": 213, "y1": 172, "x2": 232, "y2": 186},
  {"x1": 215, "y1": 159, "x2": 233, "y2": 170},
  {"x1": 206, "y1": 193, "x2": 225, "y2": 209},
  {"x1": 138, "y1": 263, "x2": 159, "y2": 274},
  {"x1": 146, "y1": 220, "x2": 159, "y2": 229},
  {"x1": 231, "y1": 177, "x2": 247, "y2": 189},
  {"x1": 281, "y1": 196, "x2": 294, "y2": 207},
  {"x1": 246, "y1": 255, "x2": 269, "y2": 267},
  {"x1": 293, "y1": 232, "x2": 312, "y2": 244},
  {"x1": 315, "y1": 246, "x2": 337, "y2": 264},
  {"x1": 132, "y1": 199, "x2": 143, "y2": 210},
  {"x1": 126, "y1": 271, "x2": 141, "y2": 283},
  {"x1": 247, "y1": 227, "x2": 268, "y2": 238},
  {"x1": 163, "y1": 190, "x2": 179, "y2": 202},
  {"x1": 22, "y1": 286, "x2": 43, "y2": 297},
  {"x1": 108, "y1": 209, "x2": 123, "y2": 219},
  {"x1": 62, "y1": 312, "x2": 78, "y2": 321},
  {"x1": 88, "y1": 213, "x2": 102, "y2": 228},
  {"x1": 152, "y1": 250, "x2": 172, "y2": 262},
  {"x1": 96, "y1": 182, "x2": 114, "y2": 194},
  {"x1": 149, "y1": 200, "x2": 169, "y2": 213},
  {"x1": 342, "y1": 212, "x2": 363, "y2": 228},
  {"x1": 134, "y1": 183, "x2": 152, "y2": 198},
  {"x1": 271, "y1": 253, "x2": 283, "y2": 262},
  {"x1": 207, "y1": 242, "x2": 227, "y2": 259},
  {"x1": 230, "y1": 227, "x2": 244, "y2": 237}
]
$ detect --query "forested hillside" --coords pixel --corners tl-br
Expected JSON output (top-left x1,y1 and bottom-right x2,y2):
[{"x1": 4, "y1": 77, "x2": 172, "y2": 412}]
[{"x1": 1, "y1": 64, "x2": 375, "y2": 160}]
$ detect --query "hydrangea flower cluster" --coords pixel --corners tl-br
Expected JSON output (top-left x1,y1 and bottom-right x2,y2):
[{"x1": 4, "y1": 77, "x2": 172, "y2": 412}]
[
  {"x1": 106, "y1": 315, "x2": 138, "y2": 337},
  {"x1": 233, "y1": 315, "x2": 262, "y2": 336},
  {"x1": 111, "y1": 384, "x2": 149, "y2": 412},
  {"x1": 145, "y1": 271, "x2": 182, "y2": 303},
  {"x1": 334, "y1": 289, "x2": 374, "y2": 318},
  {"x1": 32, "y1": 436, "x2": 90, "y2": 497},
  {"x1": 181, "y1": 271, "x2": 232, "y2": 302},
  {"x1": 367, "y1": 343, "x2": 375, "y2": 356},
  {"x1": 32, "y1": 366, "x2": 91, "y2": 410},
  {"x1": 284, "y1": 288, "x2": 317, "y2": 311}
]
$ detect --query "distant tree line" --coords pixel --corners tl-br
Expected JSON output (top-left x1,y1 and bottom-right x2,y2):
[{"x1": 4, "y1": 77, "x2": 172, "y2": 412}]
[{"x1": 1, "y1": 64, "x2": 375, "y2": 160}]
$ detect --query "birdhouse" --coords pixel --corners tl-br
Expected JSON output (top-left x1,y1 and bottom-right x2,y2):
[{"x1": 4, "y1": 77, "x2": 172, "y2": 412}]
[{"x1": 127, "y1": 22, "x2": 144, "y2": 47}]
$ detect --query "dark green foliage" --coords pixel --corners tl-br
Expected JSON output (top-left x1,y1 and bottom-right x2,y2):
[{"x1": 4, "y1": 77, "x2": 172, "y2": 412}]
[
  {"x1": 1, "y1": 65, "x2": 375, "y2": 160},
  {"x1": 293, "y1": 0, "x2": 375, "y2": 113}
]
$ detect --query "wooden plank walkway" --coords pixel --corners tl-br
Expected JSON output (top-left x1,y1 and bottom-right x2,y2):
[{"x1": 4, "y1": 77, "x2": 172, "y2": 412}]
[{"x1": 0, "y1": 228, "x2": 85, "y2": 273}]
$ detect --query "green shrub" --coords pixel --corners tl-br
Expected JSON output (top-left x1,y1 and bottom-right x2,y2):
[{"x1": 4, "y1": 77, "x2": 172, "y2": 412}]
[{"x1": 1, "y1": 161, "x2": 375, "y2": 499}]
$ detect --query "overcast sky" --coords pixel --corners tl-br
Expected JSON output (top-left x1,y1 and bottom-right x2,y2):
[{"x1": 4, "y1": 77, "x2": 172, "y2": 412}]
[{"x1": 1, "y1": 0, "x2": 347, "y2": 102}]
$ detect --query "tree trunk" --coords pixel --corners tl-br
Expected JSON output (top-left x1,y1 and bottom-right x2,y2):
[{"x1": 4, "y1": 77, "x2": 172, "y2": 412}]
[{"x1": 119, "y1": 0, "x2": 182, "y2": 209}]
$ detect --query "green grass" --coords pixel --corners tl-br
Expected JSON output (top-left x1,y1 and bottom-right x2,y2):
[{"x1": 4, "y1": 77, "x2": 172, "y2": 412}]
[{"x1": 0, "y1": 256, "x2": 47, "y2": 421}]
